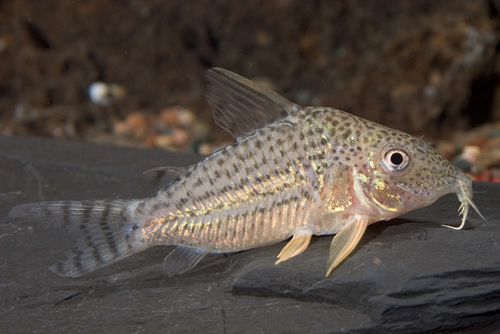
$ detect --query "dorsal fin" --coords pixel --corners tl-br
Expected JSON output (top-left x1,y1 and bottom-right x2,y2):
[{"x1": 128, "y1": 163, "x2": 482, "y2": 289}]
[{"x1": 205, "y1": 68, "x2": 300, "y2": 139}]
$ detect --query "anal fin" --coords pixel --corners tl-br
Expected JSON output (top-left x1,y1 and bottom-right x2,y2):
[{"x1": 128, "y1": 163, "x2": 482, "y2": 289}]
[
  {"x1": 326, "y1": 215, "x2": 369, "y2": 277},
  {"x1": 163, "y1": 246, "x2": 208, "y2": 276},
  {"x1": 275, "y1": 229, "x2": 312, "y2": 265}
]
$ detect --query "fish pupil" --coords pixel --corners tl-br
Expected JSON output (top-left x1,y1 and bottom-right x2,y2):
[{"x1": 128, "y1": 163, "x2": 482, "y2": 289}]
[{"x1": 390, "y1": 152, "x2": 404, "y2": 165}]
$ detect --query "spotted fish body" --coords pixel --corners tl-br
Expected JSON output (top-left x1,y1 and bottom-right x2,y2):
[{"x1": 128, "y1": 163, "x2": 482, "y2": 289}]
[{"x1": 9, "y1": 68, "x2": 484, "y2": 278}]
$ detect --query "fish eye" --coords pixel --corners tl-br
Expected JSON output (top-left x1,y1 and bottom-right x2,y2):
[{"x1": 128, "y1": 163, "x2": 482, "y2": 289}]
[{"x1": 381, "y1": 149, "x2": 410, "y2": 173}]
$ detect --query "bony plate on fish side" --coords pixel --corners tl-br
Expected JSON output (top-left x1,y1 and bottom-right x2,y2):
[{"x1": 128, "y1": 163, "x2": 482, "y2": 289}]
[{"x1": 7, "y1": 68, "x2": 486, "y2": 279}]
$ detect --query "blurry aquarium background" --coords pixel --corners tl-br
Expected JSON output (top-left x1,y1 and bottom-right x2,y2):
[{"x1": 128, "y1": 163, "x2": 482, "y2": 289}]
[{"x1": 1, "y1": 0, "x2": 500, "y2": 180}]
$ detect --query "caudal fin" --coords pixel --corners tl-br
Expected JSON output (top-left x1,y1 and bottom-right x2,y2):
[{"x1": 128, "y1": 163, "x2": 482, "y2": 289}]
[{"x1": 9, "y1": 199, "x2": 148, "y2": 277}]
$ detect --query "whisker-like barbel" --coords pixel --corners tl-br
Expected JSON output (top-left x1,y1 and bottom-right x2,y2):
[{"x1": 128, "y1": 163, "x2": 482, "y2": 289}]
[{"x1": 442, "y1": 178, "x2": 488, "y2": 230}]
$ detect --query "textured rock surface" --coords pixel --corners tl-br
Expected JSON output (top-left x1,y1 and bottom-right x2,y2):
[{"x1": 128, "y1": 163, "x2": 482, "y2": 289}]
[{"x1": 1, "y1": 136, "x2": 500, "y2": 333}]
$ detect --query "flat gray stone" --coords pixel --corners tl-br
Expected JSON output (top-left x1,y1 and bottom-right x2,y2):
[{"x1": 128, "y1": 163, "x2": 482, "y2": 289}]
[
  {"x1": 232, "y1": 185, "x2": 500, "y2": 333},
  {"x1": 1, "y1": 136, "x2": 500, "y2": 333}
]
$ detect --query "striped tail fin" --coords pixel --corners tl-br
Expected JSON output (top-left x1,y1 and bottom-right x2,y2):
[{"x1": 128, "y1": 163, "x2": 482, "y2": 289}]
[{"x1": 9, "y1": 199, "x2": 148, "y2": 277}]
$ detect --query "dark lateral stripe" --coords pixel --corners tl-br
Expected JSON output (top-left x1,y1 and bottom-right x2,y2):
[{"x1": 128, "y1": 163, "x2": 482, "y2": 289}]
[
  {"x1": 105, "y1": 231, "x2": 119, "y2": 255},
  {"x1": 83, "y1": 233, "x2": 101, "y2": 265},
  {"x1": 92, "y1": 245, "x2": 104, "y2": 264},
  {"x1": 73, "y1": 249, "x2": 84, "y2": 272},
  {"x1": 100, "y1": 204, "x2": 119, "y2": 256},
  {"x1": 119, "y1": 207, "x2": 129, "y2": 222},
  {"x1": 62, "y1": 201, "x2": 71, "y2": 228},
  {"x1": 100, "y1": 202, "x2": 111, "y2": 225},
  {"x1": 81, "y1": 203, "x2": 92, "y2": 228},
  {"x1": 99, "y1": 203, "x2": 111, "y2": 227}
]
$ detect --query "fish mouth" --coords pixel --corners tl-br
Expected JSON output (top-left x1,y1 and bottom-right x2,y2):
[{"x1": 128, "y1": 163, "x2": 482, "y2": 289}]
[{"x1": 442, "y1": 175, "x2": 487, "y2": 230}]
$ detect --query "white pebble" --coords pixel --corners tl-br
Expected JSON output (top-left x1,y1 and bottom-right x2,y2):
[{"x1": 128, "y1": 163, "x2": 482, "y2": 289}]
[{"x1": 88, "y1": 82, "x2": 126, "y2": 106}]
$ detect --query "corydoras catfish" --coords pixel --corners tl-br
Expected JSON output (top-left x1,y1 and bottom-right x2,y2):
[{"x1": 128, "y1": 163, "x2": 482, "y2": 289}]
[{"x1": 9, "y1": 68, "x2": 485, "y2": 278}]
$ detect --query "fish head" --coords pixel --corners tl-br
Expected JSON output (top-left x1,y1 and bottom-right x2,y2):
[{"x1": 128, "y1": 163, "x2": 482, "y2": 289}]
[{"x1": 353, "y1": 134, "x2": 484, "y2": 228}]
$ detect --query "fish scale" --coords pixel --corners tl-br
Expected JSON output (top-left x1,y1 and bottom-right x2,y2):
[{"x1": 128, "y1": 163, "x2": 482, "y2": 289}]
[
  {"x1": 142, "y1": 122, "x2": 315, "y2": 252},
  {"x1": 8, "y1": 67, "x2": 486, "y2": 278}
]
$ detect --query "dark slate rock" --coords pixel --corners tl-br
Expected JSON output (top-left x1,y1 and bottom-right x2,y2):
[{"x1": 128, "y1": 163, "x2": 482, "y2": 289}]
[
  {"x1": 232, "y1": 189, "x2": 500, "y2": 333},
  {"x1": 1, "y1": 135, "x2": 500, "y2": 334}
]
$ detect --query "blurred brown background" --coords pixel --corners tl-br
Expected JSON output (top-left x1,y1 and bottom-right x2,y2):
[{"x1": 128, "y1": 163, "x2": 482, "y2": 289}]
[{"x1": 0, "y1": 0, "x2": 499, "y2": 152}]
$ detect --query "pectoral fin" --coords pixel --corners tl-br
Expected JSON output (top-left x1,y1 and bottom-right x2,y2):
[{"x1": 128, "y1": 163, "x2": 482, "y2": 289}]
[
  {"x1": 275, "y1": 229, "x2": 312, "y2": 265},
  {"x1": 163, "y1": 246, "x2": 208, "y2": 276},
  {"x1": 326, "y1": 215, "x2": 369, "y2": 277}
]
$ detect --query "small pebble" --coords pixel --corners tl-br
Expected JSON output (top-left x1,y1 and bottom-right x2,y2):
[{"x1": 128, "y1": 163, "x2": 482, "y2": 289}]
[
  {"x1": 88, "y1": 82, "x2": 126, "y2": 106},
  {"x1": 160, "y1": 107, "x2": 179, "y2": 126},
  {"x1": 198, "y1": 143, "x2": 213, "y2": 156},
  {"x1": 461, "y1": 145, "x2": 480, "y2": 164},
  {"x1": 452, "y1": 157, "x2": 472, "y2": 172},
  {"x1": 491, "y1": 168, "x2": 500, "y2": 182},
  {"x1": 153, "y1": 134, "x2": 174, "y2": 149},
  {"x1": 88, "y1": 82, "x2": 109, "y2": 106},
  {"x1": 125, "y1": 112, "x2": 149, "y2": 139},
  {"x1": 171, "y1": 128, "x2": 191, "y2": 147},
  {"x1": 191, "y1": 121, "x2": 211, "y2": 142},
  {"x1": 113, "y1": 121, "x2": 131, "y2": 136},
  {"x1": 373, "y1": 257, "x2": 382, "y2": 266},
  {"x1": 177, "y1": 108, "x2": 197, "y2": 128}
]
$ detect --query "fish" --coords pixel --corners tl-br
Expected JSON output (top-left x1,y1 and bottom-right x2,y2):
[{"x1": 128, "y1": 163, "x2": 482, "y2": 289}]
[{"x1": 8, "y1": 68, "x2": 486, "y2": 278}]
